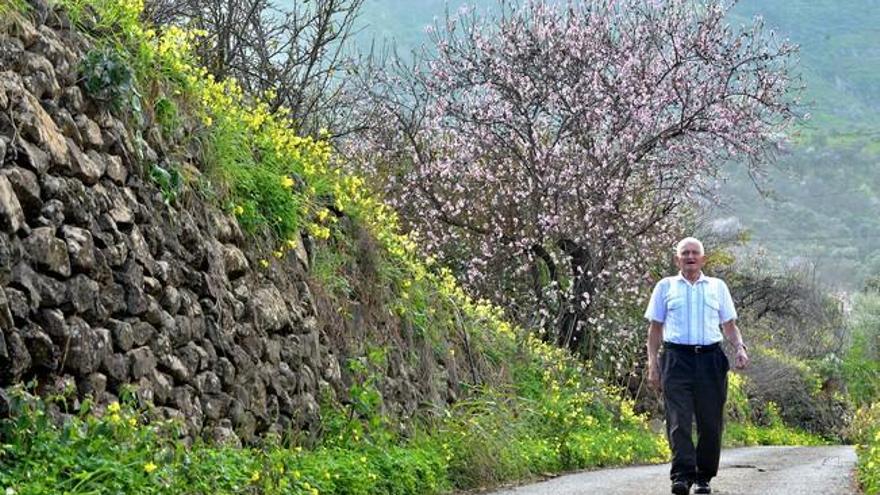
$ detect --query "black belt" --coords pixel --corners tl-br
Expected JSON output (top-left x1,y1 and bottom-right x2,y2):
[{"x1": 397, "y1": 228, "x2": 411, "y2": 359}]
[{"x1": 663, "y1": 341, "x2": 721, "y2": 354}]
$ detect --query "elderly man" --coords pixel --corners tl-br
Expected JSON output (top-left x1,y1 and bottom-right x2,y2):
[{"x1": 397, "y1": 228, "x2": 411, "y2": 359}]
[{"x1": 645, "y1": 237, "x2": 749, "y2": 495}]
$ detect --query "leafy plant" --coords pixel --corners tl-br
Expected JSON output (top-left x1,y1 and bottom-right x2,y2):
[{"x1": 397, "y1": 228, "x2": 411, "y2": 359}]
[
  {"x1": 79, "y1": 47, "x2": 141, "y2": 114},
  {"x1": 149, "y1": 162, "x2": 183, "y2": 205}
]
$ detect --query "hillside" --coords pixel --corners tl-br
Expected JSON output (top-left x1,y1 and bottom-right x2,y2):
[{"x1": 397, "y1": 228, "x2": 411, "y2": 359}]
[{"x1": 719, "y1": 0, "x2": 880, "y2": 288}]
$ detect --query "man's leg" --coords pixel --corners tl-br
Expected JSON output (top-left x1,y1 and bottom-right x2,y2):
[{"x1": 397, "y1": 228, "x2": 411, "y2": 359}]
[
  {"x1": 663, "y1": 349, "x2": 697, "y2": 483},
  {"x1": 694, "y1": 349, "x2": 729, "y2": 482}
]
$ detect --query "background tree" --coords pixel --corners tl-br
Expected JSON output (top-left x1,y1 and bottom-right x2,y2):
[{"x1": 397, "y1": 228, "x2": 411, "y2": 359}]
[
  {"x1": 144, "y1": 0, "x2": 365, "y2": 136},
  {"x1": 344, "y1": 0, "x2": 801, "y2": 364}
]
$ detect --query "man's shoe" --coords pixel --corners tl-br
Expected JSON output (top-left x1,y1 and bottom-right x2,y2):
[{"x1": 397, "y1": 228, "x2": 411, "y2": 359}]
[
  {"x1": 671, "y1": 479, "x2": 691, "y2": 495},
  {"x1": 693, "y1": 480, "x2": 711, "y2": 494}
]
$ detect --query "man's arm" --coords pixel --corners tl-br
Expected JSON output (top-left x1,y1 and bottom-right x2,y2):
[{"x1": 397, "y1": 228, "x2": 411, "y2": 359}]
[
  {"x1": 647, "y1": 320, "x2": 664, "y2": 391},
  {"x1": 721, "y1": 319, "x2": 749, "y2": 370}
]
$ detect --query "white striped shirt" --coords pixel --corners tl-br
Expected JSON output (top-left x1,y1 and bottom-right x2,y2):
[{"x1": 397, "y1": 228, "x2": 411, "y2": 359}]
[{"x1": 644, "y1": 273, "x2": 737, "y2": 345}]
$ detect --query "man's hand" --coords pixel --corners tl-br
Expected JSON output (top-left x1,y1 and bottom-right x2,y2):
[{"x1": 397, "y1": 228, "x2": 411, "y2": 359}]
[
  {"x1": 646, "y1": 321, "x2": 664, "y2": 393},
  {"x1": 721, "y1": 320, "x2": 749, "y2": 370},
  {"x1": 734, "y1": 347, "x2": 749, "y2": 370},
  {"x1": 648, "y1": 361, "x2": 662, "y2": 392}
]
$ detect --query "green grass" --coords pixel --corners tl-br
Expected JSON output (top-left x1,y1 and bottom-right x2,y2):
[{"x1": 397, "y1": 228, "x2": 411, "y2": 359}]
[
  {"x1": 0, "y1": 376, "x2": 670, "y2": 495},
  {"x1": 0, "y1": 382, "x2": 829, "y2": 495}
]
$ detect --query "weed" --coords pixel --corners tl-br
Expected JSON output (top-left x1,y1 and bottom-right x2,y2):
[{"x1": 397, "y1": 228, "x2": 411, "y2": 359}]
[
  {"x1": 79, "y1": 47, "x2": 141, "y2": 115},
  {"x1": 149, "y1": 162, "x2": 183, "y2": 205}
]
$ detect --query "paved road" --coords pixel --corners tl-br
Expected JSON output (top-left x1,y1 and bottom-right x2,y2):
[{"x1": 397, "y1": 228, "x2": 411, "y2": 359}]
[{"x1": 486, "y1": 446, "x2": 858, "y2": 495}]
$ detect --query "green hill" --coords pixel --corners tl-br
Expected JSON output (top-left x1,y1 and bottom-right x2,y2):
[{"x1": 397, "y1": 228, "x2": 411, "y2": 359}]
[{"x1": 723, "y1": 1, "x2": 880, "y2": 288}]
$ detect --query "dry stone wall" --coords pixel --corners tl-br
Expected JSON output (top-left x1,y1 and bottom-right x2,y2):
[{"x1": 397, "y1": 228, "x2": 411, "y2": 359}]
[{"x1": 0, "y1": 5, "x2": 449, "y2": 444}]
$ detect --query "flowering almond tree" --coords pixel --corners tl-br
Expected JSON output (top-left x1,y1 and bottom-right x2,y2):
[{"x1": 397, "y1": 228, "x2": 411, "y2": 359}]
[{"x1": 346, "y1": 0, "x2": 800, "y2": 361}]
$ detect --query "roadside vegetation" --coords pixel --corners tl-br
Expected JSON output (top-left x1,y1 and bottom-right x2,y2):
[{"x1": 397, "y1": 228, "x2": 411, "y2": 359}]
[{"x1": 844, "y1": 292, "x2": 880, "y2": 494}]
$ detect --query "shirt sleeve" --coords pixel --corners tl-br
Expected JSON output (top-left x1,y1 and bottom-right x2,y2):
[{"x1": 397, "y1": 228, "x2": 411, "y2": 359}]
[
  {"x1": 644, "y1": 279, "x2": 667, "y2": 323},
  {"x1": 719, "y1": 280, "x2": 737, "y2": 323}
]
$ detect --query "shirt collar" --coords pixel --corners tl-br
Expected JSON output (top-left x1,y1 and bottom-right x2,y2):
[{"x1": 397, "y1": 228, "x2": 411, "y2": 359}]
[{"x1": 675, "y1": 272, "x2": 708, "y2": 285}]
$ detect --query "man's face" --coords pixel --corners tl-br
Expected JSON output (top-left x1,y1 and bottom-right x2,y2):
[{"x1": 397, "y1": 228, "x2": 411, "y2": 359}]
[{"x1": 676, "y1": 242, "x2": 705, "y2": 275}]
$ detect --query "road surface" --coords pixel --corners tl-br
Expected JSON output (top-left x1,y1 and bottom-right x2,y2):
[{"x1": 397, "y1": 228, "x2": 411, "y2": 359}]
[{"x1": 485, "y1": 446, "x2": 858, "y2": 495}]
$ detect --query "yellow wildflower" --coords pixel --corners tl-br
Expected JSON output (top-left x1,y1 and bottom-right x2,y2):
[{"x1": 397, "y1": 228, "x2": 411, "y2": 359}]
[
  {"x1": 250, "y1": 471, "x2": 260, "y2": 482},
  {"x1": 144, "y1": 462, "x2": 158, "y2": 474},
  {"x1": 273, "y1": 250, "x2": 284, "y2": 259},
  {"x1": 233, "y1": 205, "x2": 244, "y2": 216},
  {"x1": 107, "y1": 402, "x2": 121, "y2": 414},
  {"x1": 281, "y1": 176, "x2": 295, "y2": 189},
  {"x1": 259, "y1": 259, "x2": 269, "y2": 268}
]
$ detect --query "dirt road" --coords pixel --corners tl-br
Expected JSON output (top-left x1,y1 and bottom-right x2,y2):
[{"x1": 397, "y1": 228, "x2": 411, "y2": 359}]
[{"x1": 486, "y1": 446, "x2": 858, "y2": 495}]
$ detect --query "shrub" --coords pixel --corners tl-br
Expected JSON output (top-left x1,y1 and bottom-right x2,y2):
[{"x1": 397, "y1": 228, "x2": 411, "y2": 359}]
[
  {"x1": 740, "y1": 346, "x2": 851, "y2": 439},
  {"x1": 724, "y1": 372, "x2": 828, "y2": 447},
  {"x1": 853, "y1": 403, "x2": 880, "y2": 494},
  {"x1": 80, "y1": 47, "x2": 140, "y2": 112},
  {"x1": 843, "y1": 292, "x2": 880, "y2": 407}
]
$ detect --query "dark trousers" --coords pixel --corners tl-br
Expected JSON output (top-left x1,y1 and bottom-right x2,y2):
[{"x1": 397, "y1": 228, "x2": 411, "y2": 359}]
[{"x1": 661, "y1": 344, "x2": 729, "y2": 483}]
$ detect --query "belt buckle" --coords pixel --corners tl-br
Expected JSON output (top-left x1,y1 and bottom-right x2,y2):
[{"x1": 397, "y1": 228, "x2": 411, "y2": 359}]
[{"x1": 694, "y1": 345, "x2": 703, "y2": 354}]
